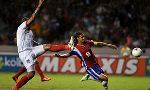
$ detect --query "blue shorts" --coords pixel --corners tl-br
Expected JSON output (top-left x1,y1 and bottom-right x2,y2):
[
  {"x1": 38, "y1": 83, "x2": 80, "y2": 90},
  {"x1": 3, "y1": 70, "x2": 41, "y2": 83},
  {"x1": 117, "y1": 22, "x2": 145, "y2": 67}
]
[{"x1": 86, "y1": 65, "x2": 104, "y2": 80}]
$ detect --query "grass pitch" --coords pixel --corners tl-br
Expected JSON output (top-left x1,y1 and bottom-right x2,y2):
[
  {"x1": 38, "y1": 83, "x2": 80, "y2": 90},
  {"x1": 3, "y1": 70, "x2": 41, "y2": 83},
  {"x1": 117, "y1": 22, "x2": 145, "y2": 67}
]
[{"x1": 0, "y1": 72, "x2": 150, "y2": 90}]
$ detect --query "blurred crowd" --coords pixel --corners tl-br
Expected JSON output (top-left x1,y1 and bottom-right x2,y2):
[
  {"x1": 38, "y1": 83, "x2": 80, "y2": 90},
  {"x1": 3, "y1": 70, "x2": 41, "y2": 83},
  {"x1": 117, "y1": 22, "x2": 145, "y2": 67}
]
[{"x1": 0, "y1": 0, "x2": 150, "y2": 48}]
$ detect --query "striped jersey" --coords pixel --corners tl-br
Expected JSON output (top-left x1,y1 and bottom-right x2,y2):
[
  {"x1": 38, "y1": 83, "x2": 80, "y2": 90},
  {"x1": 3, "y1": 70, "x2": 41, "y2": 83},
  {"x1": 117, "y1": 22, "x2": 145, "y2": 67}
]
[
  {"x1": 69, "y1": 40, "x2": 98, "y2": 69},
  {"x1": 17, "y1": 21, "x2": 33, "y2": 53}
]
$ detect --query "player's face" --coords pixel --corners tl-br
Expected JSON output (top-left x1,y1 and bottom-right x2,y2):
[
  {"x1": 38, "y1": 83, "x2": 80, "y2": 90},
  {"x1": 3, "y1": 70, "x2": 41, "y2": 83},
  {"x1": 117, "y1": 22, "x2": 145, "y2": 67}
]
[{"x1": 78, "y1": 34, "x2": 85, "y2": 43}]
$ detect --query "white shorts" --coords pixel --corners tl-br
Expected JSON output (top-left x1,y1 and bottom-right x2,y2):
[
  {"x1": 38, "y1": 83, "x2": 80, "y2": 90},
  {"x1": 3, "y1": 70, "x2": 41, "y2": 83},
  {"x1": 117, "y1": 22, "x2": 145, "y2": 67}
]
[{"x1": 19, "y1": 45, "x2": 45, "y2": 72}]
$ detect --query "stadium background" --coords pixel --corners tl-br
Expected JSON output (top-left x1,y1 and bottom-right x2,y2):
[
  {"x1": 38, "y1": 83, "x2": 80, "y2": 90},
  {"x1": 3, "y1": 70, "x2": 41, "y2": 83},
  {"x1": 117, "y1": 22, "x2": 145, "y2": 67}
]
[{"x1": 0, "y1": 0, "x2": 150, "y2": 90}]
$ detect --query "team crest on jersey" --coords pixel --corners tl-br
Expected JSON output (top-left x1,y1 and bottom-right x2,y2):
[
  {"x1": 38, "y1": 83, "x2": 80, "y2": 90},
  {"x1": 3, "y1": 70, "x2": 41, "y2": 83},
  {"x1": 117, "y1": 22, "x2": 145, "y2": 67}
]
[
  {"x1": 26, "y1": 60, "x2": 30, "y2": 63},
  {"x1": 25, "y1": 30, "x2": 30, "y2": 34}
]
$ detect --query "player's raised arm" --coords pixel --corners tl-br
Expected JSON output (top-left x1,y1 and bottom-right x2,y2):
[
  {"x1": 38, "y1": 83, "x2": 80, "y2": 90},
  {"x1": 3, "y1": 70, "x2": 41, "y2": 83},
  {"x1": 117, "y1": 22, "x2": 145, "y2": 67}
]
[
  {"x1": 55, "y1": 53, "x2": 71, "y2": 58},
  {"x1": 93, "y1": 41, "x2": 117, "y2": 49},
  {"x1": 26, "y1": 0, "x2": 44, "y2": 26}
]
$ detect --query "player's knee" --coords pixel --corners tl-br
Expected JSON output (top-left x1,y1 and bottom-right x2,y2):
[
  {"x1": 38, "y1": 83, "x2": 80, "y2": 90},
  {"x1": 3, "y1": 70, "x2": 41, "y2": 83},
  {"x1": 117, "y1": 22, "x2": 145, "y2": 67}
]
[
  {"x1": 104, "y1": 75, "x2": 108, "y2": 81},
  {"x1": 100, "y1": 74, "x2": 108, "y2": 81},
  {"x1": 103, "y1": 76, "x2": 108, "y2": 81},
  {"x1": 27, "y1": 71, "x2": 35, "y2": 80}
]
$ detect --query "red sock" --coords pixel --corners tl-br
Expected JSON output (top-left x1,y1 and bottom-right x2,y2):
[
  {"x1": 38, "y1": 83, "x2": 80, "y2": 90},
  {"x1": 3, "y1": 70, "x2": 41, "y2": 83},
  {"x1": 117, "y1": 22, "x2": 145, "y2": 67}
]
[
  {"x1": 49, "y1": 45, "x2": 69, "y2": 52},
  {"x1": 14, "y1": 66, "x2": 26, "y2": 78},
  {"x1": 35, "y1": 64, "x2": 44, "y2": 78},
  {"x1": 16, "y1": 74, "x2": 30, "y2": 88}
]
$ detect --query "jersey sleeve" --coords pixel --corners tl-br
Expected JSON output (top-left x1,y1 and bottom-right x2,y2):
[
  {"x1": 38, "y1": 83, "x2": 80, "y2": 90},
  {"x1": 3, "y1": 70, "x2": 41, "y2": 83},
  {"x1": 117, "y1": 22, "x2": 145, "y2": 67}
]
[{"x1": 18, "y1": 21, "x2": 27, "y2": 30}]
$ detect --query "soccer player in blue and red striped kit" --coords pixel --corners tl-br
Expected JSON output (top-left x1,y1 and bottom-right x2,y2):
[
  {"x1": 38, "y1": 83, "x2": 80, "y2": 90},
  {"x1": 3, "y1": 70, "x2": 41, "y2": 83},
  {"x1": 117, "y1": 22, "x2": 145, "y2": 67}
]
[{"x1": 55, "y1": 32, "x2": 117, "y2": 90}]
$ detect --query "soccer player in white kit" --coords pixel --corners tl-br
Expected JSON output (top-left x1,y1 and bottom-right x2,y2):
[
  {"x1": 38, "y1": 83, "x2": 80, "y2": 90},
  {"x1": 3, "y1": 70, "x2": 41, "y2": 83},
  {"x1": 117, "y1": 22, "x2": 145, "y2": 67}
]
[{"x1": 11, "y1": 0, "x2": 72, "y2": 89}]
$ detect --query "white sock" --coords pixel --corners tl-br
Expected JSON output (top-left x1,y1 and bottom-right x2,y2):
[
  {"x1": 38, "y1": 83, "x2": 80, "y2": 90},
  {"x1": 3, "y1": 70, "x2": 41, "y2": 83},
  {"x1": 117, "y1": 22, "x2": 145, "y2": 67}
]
[{"x1": 102, "y1": 81, "x2": 108, "y2": 90}]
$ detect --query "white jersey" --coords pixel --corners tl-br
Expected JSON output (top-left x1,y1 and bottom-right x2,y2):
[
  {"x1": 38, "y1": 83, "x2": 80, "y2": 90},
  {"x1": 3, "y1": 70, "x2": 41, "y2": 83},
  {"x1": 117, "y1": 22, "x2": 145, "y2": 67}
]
[{"x1": 17, "y1": 21, "x2": 33, "y2": 53}]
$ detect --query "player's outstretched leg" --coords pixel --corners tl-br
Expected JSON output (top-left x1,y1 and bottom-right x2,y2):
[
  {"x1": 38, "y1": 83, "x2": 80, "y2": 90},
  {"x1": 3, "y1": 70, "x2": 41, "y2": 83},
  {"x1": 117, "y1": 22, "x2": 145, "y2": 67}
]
[
  {"x1": 12, "y1": 66, "x2": 26, "y2": 83},
  {"x1": 43, "y1": 37, "x2": 74, "y2": 53}
]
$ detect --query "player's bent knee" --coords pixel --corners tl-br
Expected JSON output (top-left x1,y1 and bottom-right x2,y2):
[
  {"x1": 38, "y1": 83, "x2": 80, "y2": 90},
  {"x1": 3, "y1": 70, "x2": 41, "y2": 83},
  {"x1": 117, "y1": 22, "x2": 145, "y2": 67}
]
[
  {"x1": 100, "y1": 74, "x2": 108, "y2": 81},
  {"x1": 27, "y1": 71, "x2": 35, "y2": 80}
]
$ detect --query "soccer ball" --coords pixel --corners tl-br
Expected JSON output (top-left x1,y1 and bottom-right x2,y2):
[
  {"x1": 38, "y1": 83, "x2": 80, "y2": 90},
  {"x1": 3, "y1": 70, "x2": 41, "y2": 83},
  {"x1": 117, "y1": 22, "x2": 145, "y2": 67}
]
[{"x1": 131, "y1": 48, "x2": 142, "y2": 57}]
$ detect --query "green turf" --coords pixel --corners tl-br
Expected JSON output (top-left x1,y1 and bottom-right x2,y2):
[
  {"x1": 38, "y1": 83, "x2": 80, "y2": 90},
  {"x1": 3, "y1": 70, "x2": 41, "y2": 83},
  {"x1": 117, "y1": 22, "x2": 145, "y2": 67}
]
[{"x1": 0, "y1": 72, "x2": 150, "y2": 90}]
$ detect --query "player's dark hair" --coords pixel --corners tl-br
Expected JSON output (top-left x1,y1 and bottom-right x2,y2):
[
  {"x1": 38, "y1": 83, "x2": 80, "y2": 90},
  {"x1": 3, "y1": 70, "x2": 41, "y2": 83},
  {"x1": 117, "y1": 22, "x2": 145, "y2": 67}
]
[{"x1": 73, "y1": 32, "x2": 83, "y2": 45}]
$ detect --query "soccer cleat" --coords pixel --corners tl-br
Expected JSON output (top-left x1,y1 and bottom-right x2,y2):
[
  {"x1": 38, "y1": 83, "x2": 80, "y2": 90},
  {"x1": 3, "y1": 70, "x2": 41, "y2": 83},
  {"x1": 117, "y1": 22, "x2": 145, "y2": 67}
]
[
  {"x1": 12, "y1": 76, "x2": 19, "y2": 83},
  {"x1": 80, "y1": 74, "x2": 90, "y2": 82},
  {"x1": 41, "y1": 76, "x2": 51, "y2": 82},
  {"x1": 68, "y1": 36, "x2": 74, "y2": 50}
]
